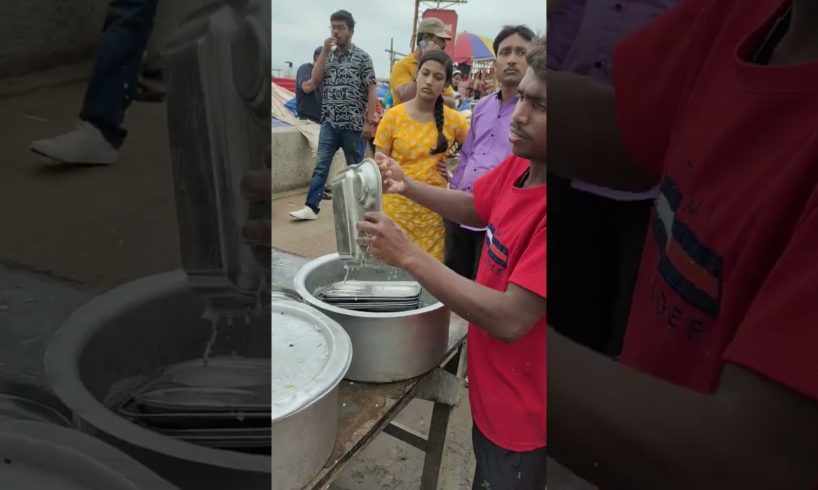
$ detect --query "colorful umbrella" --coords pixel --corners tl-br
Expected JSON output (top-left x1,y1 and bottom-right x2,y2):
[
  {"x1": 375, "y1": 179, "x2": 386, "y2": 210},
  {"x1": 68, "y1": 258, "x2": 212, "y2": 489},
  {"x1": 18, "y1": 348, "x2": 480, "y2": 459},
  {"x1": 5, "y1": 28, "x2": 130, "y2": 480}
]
[{"x1": 453, "y1": 32, "x2": 495, "y2": 63}]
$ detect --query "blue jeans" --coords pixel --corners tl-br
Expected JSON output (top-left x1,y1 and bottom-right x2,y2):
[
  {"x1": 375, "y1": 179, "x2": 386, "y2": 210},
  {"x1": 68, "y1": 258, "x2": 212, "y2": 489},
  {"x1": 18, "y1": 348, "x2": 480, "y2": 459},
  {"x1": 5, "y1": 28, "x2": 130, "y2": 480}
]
[
  {"x1": 305, "y1": 121, "x2": 364, "y2": 213},
  {"x1": 79, "y1": 0, "x2": 159, "y2": 149}
]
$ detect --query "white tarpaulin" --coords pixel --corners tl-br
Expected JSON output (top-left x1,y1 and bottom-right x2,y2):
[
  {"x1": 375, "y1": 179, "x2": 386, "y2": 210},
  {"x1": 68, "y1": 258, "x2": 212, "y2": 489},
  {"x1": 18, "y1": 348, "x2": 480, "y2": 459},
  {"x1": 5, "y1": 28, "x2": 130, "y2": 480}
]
[{"x1": 271, "y1": 82, "x2": 320, "y2": 156}]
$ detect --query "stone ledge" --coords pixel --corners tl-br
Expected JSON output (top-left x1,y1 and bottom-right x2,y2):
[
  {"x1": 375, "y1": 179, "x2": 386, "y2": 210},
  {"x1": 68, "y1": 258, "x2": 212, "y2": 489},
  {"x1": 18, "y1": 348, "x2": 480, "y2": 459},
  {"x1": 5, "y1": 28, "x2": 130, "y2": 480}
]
[{"x1": 271, "y1": 125, "x2": 348, "y2": 194}]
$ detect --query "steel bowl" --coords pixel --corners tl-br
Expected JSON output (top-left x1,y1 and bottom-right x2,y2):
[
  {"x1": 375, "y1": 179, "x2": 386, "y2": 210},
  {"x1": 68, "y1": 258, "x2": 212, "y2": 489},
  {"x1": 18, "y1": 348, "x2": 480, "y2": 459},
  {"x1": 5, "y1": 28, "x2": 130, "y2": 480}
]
[{"x1": 294, "y1": 253, "x2": 450, "y2": 382}]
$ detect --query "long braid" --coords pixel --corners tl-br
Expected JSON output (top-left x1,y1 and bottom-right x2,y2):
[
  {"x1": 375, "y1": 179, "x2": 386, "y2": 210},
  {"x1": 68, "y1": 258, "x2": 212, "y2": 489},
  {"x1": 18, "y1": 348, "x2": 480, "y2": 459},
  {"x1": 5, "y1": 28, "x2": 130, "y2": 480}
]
[{"x1": 430, "y1": 95, "x2": 448, "y2": 154}]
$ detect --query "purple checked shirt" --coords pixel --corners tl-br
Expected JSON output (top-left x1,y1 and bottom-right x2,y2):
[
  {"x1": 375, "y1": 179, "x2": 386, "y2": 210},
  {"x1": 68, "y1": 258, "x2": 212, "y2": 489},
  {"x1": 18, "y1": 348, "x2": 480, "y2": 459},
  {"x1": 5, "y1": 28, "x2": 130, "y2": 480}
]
[
  {"x1": 450, "y1": 92, "x2": 519, "y2": 230},
  {"x1": 451, "y1": 92, "x2": 519, "y2": 193},
  {"x1": 548, "y1": 0, "x2": 677, "y2": 200}
]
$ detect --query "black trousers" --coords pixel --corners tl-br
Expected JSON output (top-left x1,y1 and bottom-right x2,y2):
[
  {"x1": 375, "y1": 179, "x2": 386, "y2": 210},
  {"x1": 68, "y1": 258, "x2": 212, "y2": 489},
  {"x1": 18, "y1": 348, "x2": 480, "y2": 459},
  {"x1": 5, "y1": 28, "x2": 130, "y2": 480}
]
[
  {"x1": 473, "y1": 425, "x2": 547, "y2": 489},
  {"x1": 444, "y1": 219, "x2": 485, "y2": 279},
  {"x1": 547, "y1": 174, "x2": 652, "y2": 356}
]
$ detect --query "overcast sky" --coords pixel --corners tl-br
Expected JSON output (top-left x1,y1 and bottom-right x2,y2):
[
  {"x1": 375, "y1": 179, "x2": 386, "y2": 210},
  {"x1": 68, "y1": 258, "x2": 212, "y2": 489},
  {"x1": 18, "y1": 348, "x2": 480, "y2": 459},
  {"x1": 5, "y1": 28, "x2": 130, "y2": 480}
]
[{"x1": 271, "y1": 0, "x2": 546, "y2": 79}]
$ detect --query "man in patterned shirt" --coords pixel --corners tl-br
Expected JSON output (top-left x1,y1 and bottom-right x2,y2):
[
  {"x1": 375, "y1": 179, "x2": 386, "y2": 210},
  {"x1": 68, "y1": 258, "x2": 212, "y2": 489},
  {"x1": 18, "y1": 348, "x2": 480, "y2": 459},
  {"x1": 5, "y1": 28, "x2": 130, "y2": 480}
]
[{"x1": 290, "y1": 9, "x2": 378, "y2": 221}]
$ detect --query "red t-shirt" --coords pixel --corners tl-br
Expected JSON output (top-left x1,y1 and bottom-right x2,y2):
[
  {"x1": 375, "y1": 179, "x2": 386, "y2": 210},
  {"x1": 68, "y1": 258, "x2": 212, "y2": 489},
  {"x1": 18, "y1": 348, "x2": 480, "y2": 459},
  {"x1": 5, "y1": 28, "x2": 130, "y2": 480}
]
[
  {"x1": 614, "y1": 0, "x2": 818, "y2": 400},
  {"x1": 470, "y1": 154, "x2": 547, "y2": 452}
]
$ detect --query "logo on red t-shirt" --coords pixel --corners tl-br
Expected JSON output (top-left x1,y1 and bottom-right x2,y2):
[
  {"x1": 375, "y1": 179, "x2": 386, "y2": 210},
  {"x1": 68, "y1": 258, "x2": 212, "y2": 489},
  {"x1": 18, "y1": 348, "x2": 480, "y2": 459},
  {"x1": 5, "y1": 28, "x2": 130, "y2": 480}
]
[
  {"x1": 484, "y1": 223, "x2": 509, "y2": 275},
  {"x1": 650, "y1": 176, "x2": 723, "y2": 338}
]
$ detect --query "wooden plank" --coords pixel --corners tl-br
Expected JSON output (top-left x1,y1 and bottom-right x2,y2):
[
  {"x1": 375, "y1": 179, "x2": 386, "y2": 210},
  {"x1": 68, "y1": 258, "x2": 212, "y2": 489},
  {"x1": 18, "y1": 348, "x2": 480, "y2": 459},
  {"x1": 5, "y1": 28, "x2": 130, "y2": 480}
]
[
  {"x1": 383, "y1": 421, "x2": 429, "y2": 451},
  {"x1": 414, "y1": 368, "x2": 465, "y2": 406},
  {"x1": 306, "y1": 379, "x2": 418, "y2": 489},
  {"x1": 420, "y1": 402, "x2": 453, "y2": 490}
]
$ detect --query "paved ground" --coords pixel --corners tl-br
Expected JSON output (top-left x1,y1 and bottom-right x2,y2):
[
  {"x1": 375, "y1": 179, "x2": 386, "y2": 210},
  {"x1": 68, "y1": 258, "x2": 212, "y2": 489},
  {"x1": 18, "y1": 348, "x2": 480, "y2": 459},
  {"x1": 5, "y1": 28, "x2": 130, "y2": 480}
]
[
  {"x1": 272, "y1": 190, "x2": 338, "y2": 259},
  {"x1": 0, "y1": 265, "x2": 91, "y2": 381},
  {"x1": 0, "y1": 67, "x2": 180, "y2": 291}
]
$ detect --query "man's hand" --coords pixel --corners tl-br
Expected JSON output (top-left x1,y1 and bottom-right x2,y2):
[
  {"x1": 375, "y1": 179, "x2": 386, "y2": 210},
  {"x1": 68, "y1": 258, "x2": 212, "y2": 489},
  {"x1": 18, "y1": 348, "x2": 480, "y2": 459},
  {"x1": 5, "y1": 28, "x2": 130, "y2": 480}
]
[
  {"x1": 323, "y1": 36, "x2": 337, "y2": 52},
  {"x1": 374, "y1": 151, "x2": 407, "y2": 194},
  {"x1": 240, "y1": 147, "x2": 271, "y2": 275},
  {"x1": 413, "y1": 40, "x2": 441, "y2": 62},
  {"x1": 356, "y1": 212, "x2": 421, "y2": 268}
]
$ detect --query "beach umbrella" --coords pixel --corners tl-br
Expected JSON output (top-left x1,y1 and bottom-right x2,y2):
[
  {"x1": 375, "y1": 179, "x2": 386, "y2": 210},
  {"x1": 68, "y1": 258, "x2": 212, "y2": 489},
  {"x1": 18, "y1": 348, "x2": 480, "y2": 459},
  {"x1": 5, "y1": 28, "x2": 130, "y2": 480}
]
[{"x1": 453, "y1": 32, "x2": 495, "y2": 64}]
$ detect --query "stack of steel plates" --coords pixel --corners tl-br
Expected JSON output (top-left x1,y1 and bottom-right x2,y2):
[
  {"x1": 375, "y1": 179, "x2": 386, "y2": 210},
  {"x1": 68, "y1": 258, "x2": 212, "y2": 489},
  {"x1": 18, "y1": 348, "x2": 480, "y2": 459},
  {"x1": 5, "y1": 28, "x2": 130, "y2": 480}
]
[
  {"x1": 118, "y1": 357, "x2": 271, "y2": 450},
  {"x1": 316, "y1": 280, "x2": 422, "y2": 312}
]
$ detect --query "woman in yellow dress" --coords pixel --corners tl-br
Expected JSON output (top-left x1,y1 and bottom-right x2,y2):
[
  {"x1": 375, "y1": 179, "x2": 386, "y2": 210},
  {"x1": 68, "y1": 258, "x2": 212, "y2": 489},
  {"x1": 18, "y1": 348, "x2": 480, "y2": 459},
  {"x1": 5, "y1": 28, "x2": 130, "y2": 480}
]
[{"x1": 374, "y1": 50, "x2": 469, "y2": 262}]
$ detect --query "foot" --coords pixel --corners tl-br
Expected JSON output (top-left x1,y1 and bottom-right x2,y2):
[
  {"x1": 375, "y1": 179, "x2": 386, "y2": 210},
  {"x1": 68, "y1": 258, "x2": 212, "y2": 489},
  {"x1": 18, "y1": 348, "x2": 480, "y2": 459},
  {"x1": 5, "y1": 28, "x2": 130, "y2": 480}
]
[
  {"x1": 30, "y1": 122, "x2": 119, "y2": 165},
  {"x1": 322, "y1": 191, "x2": 332, "y2": 200},
  {"x1": 289, "y1": 206, "x2": 318, "y2": 221}
]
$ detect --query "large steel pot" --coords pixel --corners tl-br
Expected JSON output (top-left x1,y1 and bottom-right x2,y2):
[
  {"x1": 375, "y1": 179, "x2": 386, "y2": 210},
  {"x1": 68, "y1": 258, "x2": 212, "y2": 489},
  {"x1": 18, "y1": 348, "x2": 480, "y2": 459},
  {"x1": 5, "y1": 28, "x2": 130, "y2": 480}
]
[
  {"x1": 45, "y1": 271, "x2": 272, "y2": 489},
  {"x1": 294, "y1": 253, "x2": 450, "y2": 382},
  {"x1": 270, "y1": 299, "x2": 352, "y2": 489}
]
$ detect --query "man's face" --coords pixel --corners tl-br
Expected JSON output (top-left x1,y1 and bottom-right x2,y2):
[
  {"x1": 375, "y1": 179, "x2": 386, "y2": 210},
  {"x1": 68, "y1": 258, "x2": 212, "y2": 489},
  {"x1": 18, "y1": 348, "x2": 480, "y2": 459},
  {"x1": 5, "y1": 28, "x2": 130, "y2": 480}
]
[
  {"x1": 420, "y1": 35, "x2": 446, "y2": 54},
  {"x1": 509, "y1": 67, "x2": 546, "y2": 161},
  {"x1": 452, "y1": 73, "x2": 461, "y2": 87},
  {"x1": 331, "y1": 21, "x2": 352, "y2": 47},
  {"x1": 494, "y1": 33, "x2": 530, "y2": 87}
]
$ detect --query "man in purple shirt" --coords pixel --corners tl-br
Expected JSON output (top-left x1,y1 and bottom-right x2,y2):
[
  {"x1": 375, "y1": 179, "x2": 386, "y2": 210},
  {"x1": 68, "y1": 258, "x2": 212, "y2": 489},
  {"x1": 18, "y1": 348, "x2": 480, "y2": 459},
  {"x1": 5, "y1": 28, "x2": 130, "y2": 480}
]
[
  {"x1": 547, "y1": 0, "x2": 677, "y2": 356},
  {"x1": 446, "y1": 25, "x2": 535, "y2": 279}
]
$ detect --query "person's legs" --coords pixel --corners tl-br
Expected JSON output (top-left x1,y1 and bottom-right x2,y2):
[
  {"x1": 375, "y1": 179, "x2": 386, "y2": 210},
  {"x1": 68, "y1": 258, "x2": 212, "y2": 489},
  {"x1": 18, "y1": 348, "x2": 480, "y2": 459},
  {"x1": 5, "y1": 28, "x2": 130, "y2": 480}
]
[
  {"x1": 547, "y1": 174, "x2": 617, "y2": 353},
  {"x1": 606, "y1": 198, "x2": 652, "y2": 356},
  {"x1": 302, "y1": 122, "x2": 342, "y2": 214},
  {"x1": 80, "y1": 0, "x2": 160, "y2": 148},
  {"x1": 445, "y1": 220, "x2": 483, "y2": 279},
  {"x1": 472, "y1": 425, "x2": 547, "y2": 489},
  {"x1": 340, "y1": 128, "x2": 365, "y2": 165},
  {"x1": 30, "y1": 0, "x2": 158, "y2": 165},
  {"x1": 472, "y1": 229, "x2": 486, "y2": 278}
]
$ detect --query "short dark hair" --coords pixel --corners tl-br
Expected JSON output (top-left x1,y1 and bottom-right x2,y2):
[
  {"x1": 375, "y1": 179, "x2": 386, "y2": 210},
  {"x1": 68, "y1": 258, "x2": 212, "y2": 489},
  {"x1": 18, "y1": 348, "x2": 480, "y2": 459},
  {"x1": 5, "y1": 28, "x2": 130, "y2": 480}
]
[
  {"x1": 492, "y1": 25, "x2": 535, "y2": 54},
  {"x1": 330, "y1": 10, "x2": 355, "y2": 30},
  {"x1": 526, "y1": 36, "x2": 546, "y2": 81},
  {"x1": 313, "y1": 46, "x2": 322, "y2": 61}
]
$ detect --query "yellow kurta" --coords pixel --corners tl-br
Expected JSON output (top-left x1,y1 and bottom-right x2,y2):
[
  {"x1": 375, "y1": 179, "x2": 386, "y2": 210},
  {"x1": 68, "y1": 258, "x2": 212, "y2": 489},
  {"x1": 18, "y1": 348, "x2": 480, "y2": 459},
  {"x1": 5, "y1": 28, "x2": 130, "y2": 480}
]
[{"x1": 374, "y1": 103, "x2": 469, "y2": 261}]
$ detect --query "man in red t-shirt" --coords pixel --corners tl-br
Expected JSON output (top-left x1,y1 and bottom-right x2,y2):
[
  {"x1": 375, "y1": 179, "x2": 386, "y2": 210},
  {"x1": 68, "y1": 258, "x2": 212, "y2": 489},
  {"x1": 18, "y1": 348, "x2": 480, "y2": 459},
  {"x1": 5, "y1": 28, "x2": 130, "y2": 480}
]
[
  {"x1": 549, "y1": 0, "x2": 818, "y2": 488},
  {"x1": 358, "y1": 37, "x2": 547, "y2": 489}
]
